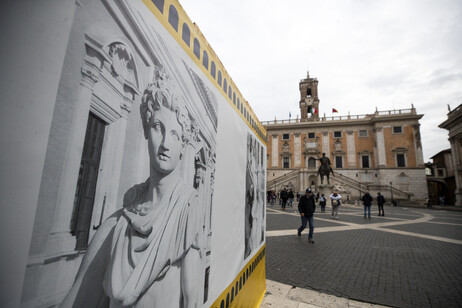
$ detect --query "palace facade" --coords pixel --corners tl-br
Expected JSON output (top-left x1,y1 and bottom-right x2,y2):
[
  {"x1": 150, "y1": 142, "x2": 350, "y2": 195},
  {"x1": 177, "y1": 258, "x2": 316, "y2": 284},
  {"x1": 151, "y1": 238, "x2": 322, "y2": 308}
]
[{"x1": 263, "y1": 73, "x2": 427, "y2": 203}]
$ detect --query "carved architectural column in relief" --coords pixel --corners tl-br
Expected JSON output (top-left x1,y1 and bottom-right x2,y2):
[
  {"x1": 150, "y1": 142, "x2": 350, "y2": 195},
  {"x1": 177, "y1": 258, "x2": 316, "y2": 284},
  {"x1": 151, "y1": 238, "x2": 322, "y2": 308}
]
[
  {"x1": 413, "y1": 124, "x2": 424, "y2": 166},
  {"x1": 322, "y1": 131, "x2": 330, "y2": 156},
  {"x1": 346, "y1": 130, "x2": 356, "y2": 168},
  {"x1": 375, "y1": 127, "x2": 386, "y2": 167},
  {"x1": 271, "y1": 134, "x2": 279, "y2": 167},
  {"x1": 294, "y1": 133, "x2": 301, "y2": 167}
]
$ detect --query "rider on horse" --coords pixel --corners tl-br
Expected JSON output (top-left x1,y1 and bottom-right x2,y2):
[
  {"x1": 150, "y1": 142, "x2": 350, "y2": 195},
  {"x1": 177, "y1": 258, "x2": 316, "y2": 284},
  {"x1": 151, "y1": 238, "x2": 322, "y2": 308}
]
[{"x1": 317, "y1": 153, "x2": 334, "y2": 184}]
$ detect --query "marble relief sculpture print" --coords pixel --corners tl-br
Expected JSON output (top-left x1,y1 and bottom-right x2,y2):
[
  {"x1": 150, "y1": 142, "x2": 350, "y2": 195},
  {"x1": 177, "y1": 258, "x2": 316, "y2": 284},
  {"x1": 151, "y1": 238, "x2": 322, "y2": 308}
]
[
  {"x1": 62, "y1": 65, "x2": 217, "y2": 307},
  {"x1": 244, "y1": 133, "x2": 266, "y2": 259}
]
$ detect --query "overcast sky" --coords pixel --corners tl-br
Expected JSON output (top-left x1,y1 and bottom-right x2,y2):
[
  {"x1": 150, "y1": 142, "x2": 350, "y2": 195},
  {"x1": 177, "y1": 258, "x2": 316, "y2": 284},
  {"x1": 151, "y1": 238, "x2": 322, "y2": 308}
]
[{"x1": 179, "y1": 0, "x2": 462, "y2": 161}]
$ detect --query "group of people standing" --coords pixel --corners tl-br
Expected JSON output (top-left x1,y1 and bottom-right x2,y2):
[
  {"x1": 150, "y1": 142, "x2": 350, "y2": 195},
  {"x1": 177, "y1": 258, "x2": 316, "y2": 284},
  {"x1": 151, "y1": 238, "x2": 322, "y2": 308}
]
[
  {"x1": 361, "y1": 191, "x2": 386, "y2": 218},
  {"x1": 296, "y1": 189, "x2": 388, "y2": 244}
]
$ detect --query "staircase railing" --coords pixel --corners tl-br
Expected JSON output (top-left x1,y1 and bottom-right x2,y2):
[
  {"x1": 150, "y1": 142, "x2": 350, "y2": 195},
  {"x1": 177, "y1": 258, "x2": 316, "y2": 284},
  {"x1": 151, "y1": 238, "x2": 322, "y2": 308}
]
[
  {"x1": 334, "y1": 173, "x2": 412, "y2": 199},
  {"x1": 267, "y1": 169, "x2": 300, "y2": 189}
]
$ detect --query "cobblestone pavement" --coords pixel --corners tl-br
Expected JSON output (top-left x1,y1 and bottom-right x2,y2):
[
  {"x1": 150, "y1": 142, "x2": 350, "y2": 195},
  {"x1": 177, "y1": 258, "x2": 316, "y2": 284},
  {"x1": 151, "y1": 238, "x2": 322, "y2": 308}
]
[{"x1": 265, "y1": 204, "x2": 462, "y2": 307}]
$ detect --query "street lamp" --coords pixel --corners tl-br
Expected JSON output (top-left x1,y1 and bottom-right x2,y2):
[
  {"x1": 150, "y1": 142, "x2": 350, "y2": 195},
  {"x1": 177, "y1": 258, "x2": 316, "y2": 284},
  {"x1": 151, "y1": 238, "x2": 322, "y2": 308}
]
[{"x1": 390, "y1": 181, "x2": 394, "y2": 206}]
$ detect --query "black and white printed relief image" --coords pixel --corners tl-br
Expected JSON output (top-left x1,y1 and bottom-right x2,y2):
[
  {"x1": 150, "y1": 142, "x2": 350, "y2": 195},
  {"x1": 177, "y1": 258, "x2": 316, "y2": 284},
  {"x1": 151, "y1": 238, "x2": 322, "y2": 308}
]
[
  {"x1": 65, "y1": 61, "x2": 218, "y2": 306},
  {"x1": 244, "y1": 133, "x2": 266, "y2": 259},
  {"x1": 61, "y1": 63, "x2": 218, "y2": 306},
  {"x1": 21, "y1": 5, "x2": 219, "y2": 305}
]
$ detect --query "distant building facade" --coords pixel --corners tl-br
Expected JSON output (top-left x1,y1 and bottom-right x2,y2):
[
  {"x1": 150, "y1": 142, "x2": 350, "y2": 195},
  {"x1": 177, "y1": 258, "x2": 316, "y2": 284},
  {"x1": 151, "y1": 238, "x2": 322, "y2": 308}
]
[
  {"x1": 263, "y1": 73, "x2": 427, "y2": 203},
  {"x1": 438, "y1": 103, "x2": 462, "y2": 206},
  {"x1": 425, "y1": 149, "x2": 456, "y2": 205}
]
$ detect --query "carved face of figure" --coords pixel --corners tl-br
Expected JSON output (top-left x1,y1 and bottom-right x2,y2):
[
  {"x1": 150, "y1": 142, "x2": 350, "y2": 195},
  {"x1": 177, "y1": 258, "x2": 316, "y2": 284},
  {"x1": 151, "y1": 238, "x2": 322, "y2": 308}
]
[{"x1": 148, "y1": 105, "x2": 184, "y2": 175}]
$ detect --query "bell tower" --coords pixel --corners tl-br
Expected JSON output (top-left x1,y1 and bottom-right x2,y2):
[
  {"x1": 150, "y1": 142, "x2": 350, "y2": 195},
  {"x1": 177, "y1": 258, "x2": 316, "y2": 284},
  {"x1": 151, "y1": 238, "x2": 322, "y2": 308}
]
[{"x1": 299, "y1": 71, "x2": 319, "y2": 121}]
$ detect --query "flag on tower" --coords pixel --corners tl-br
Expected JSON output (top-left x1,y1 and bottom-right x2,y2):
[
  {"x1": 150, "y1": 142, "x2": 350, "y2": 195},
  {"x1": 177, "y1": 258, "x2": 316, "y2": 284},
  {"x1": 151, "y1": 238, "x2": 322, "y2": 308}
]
[
  {"x1": 289, "y1": 112, "x2": 291, "y2": 119},
  {"x1": 332, "y1": 108, "x2": 338, "y2": 113}
]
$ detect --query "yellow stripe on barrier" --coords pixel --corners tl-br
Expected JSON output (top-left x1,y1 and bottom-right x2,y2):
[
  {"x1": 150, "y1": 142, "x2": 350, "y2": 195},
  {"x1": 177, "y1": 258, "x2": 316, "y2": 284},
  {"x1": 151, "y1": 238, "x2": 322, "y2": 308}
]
[{"x1": 211, "y1": 245, "x2": 266, "y2": 308}]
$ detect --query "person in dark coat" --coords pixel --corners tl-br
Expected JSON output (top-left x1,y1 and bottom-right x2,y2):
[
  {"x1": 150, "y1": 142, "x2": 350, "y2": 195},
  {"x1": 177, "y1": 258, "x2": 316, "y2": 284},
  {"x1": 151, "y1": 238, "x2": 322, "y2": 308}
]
[
  {"x1": 297, "y1": 188, "x2": 316, "y2": 243},
  {"x1": 362, "y1": 191, "x2": 373, "y2": 219},
  {"x1": 280, "y1": 188, "x2": 288, "y2": 210},
  {"x1": 377, "y1": 192, "x2": 386, "y2": 216}
]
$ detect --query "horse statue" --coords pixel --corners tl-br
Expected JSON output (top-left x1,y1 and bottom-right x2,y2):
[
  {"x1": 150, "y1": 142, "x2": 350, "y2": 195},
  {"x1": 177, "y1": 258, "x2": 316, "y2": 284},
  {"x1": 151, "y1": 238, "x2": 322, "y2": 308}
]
[{"x1": 317, "y1": 153, "x2": 334, "y2": 185}]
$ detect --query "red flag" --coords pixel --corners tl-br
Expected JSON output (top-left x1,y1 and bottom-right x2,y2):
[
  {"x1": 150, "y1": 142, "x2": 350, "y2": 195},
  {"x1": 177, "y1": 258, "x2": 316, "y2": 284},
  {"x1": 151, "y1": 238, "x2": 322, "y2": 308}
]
[
  {"x1": 332, "y1": 108, "x2": 338, "y2": 113},
  {"x1": 314, "y1": 108, "x2": 317, "y2": 114}
]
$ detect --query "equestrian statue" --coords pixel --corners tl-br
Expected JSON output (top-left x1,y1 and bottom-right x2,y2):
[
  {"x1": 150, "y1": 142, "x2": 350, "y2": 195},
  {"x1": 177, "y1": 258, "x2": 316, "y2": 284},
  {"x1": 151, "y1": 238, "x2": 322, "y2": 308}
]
[{"x1": 317, "y1": 153, "x2": 335, "y2": 185}]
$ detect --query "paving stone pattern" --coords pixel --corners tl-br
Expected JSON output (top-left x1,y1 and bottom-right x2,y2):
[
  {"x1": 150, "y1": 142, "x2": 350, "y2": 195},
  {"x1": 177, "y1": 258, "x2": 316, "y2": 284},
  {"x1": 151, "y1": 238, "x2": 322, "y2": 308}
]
[{"x1": 265, "y1": 206, "x2": 462, "y2": 307}]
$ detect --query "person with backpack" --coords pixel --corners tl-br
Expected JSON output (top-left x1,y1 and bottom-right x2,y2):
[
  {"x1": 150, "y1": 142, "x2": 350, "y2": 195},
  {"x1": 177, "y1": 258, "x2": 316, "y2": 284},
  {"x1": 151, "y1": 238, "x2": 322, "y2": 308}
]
[
  {"x1": 319, "y1": 194, "x2": 327, "y2": 212},
  {"x1": 330, "y1": 191, "x2": 342, "y2": 219},
  {"x1": 362, "y1": 191, "x2": 373, "y2": 219},
  {"x1": 377, "y1": 192, "x2": 386, "y2": 216}
]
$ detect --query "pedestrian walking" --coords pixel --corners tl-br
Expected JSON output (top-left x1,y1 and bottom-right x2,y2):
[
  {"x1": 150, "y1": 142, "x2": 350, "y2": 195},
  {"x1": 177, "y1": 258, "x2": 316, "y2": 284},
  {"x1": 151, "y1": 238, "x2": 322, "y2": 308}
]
[
  {"x1": 288, "y1": 189, "x2": 294, "y2": 207},
  {"x1": 330, "y1": 191, "x2": 342, "y2": 219},
  {"x1": 281, "y1": 188, "x2": 288, "y2": 210},
  {"x1": 297, "y1": 188, "x2": 316, "y2": 243},
  {"x1": 362, "y1": 191, "x2": 373, "y2": 219},
  {"x1": 319, "y1": 194, "x2": 326, "y2": 212},
  {"x1": 377, "y1": 192, "x2": 386, "y2": 216}
]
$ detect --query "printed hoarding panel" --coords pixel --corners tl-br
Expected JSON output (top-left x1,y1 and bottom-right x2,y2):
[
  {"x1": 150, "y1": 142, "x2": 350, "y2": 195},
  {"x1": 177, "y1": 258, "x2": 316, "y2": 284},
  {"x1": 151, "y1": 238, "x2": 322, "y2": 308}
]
[{"x1": 19, "y1": 0, "x2": 266, "y2": 307}]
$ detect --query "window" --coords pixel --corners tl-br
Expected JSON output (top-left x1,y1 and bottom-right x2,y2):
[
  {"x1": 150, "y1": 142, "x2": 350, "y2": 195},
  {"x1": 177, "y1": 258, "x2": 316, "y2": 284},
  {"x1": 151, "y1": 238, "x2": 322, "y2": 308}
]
[
  {"x1": 218, "y1": 71, "x2": 222, "y2": 86},
  {"x1": 362, "y1": 155, "x2": 370, "y2": 168},
  {"x1": 202, "y1": 51, "x2": 209, "y2": 69},
  {"x1": 228, "y1": 86, "x2": 232, "y2": 99},
  {"x1": 182, "y1": 23, "x2": 190, "y2": 46},
  {"x1": 244, "y1": 107, "x2": 246, "y2": 118},
  {"x1": 283, "y1": 157, "x2": 290, "y2": 168},
  {"x1": 359, "y1": 130, "x2": 368, "y2": 137},
  {"x1": 308, "y1": 132, "x2": 315, "y2": 139},
  {"x1": 237, "y1": 99, "x2": 240, "y2": 109},
  {"x1": 223, "y1": 79, "x2": 227, "y2": 93},
  {"x1": 308, "y1": 157, "x2": 316, "y2": 168},
  {"x1": 425, "y1": 167, "x2": 432, "y2": 176},
  {"x1": 282, "y1": 133, "x2": 290, "y2": 140},
  {"x1": 210, "y1": 61, "x2": 216, "y2": 78},
  {"x1": 437, "y1": 169, "x2": 444, "y2": 177},
  {"x1": 193, "y1": 38, "x2": 200, "y2": 59},
  {"x1": 397, "y1": 153, "x2": 405, "y2": 167},
  {"x1": 334, "y1": 131, "x2": 342, "y2": 138},
  {"x1": 335, "y1": 156, "x2": 343, "y2": 168},
  {"x1": 152, "y1": 0, "x2": 164, "y2": 13},
  {"x1": 393, "y1": 126, "x2": 403, "y2": 134},
  {"x1": 233, "y1": 93, "x2": 236, "y2": 104},
  {"x1": 168, "y1": 5, "x2": 179, "y2": 32},
  {"x1": 306, "y1": 88, "x2": 312, "y2": 97},
  {"x1": 71, "y1": 113, "x2": 106, "y2": 250},
  {"x1": 236, "y1": 98, "x2": 239, "y2": 106}
]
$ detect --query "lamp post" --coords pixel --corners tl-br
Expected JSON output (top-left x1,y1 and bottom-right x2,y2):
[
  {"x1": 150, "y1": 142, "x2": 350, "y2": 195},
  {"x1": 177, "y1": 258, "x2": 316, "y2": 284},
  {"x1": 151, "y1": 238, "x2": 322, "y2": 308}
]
[{"x1": 390, "y1": 181, "x2": 394, "y2": 206}]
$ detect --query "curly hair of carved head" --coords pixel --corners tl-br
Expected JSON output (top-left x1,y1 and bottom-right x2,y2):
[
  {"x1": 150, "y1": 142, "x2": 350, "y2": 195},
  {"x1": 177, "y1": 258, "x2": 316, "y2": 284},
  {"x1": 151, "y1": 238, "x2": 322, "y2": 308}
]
[{"x1": 140, "y1": 66, "x2": 198, "y2": 144}]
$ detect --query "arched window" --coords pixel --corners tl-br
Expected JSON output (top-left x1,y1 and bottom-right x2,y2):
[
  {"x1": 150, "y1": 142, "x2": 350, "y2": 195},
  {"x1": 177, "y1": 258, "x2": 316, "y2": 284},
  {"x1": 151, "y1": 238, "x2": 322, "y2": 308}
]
[
  {"x1": 182, "y1": 23, "x2": 190, "y2": 46},
  {"x1": 168, "y1": 5, "x2": 179, "y2": 32},
  {"x1": 237, "y1": 99, "x2": 240, "y2": 109},
  {"x1": 228, "y1": 86, "x2": 232, "y2": 99},
  {"x1": 244, "y1": 107, "x2": 246, "y2": 118},
  {"x1": 211, "y1": 61, "x2": 216, "y2": 78},
  {"x1": 233, "y1": 92, "x2": 236, "y2": 104},
  {"x1": 202, "y1": 50, "x2": 209, "y2": 69},
  {"x1": 193, "y1": 38, "x2": 200, "y2": 59},
  {"x1": 218, "y1": 70, "x2": 222, "y2": 86},
  {"x1": 152, "y1": 0, "x2": 164, "y2": 13},
  {"x1": 223, "y1": 78, "x2": 227, "y2": 93}
]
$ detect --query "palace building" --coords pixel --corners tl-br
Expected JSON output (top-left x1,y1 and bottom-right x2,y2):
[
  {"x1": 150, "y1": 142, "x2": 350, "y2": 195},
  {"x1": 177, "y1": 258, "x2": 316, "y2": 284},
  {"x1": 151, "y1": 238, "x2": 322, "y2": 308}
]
[{"x1": 263, "y1": 72, "x2": 427, "y2": 203}]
